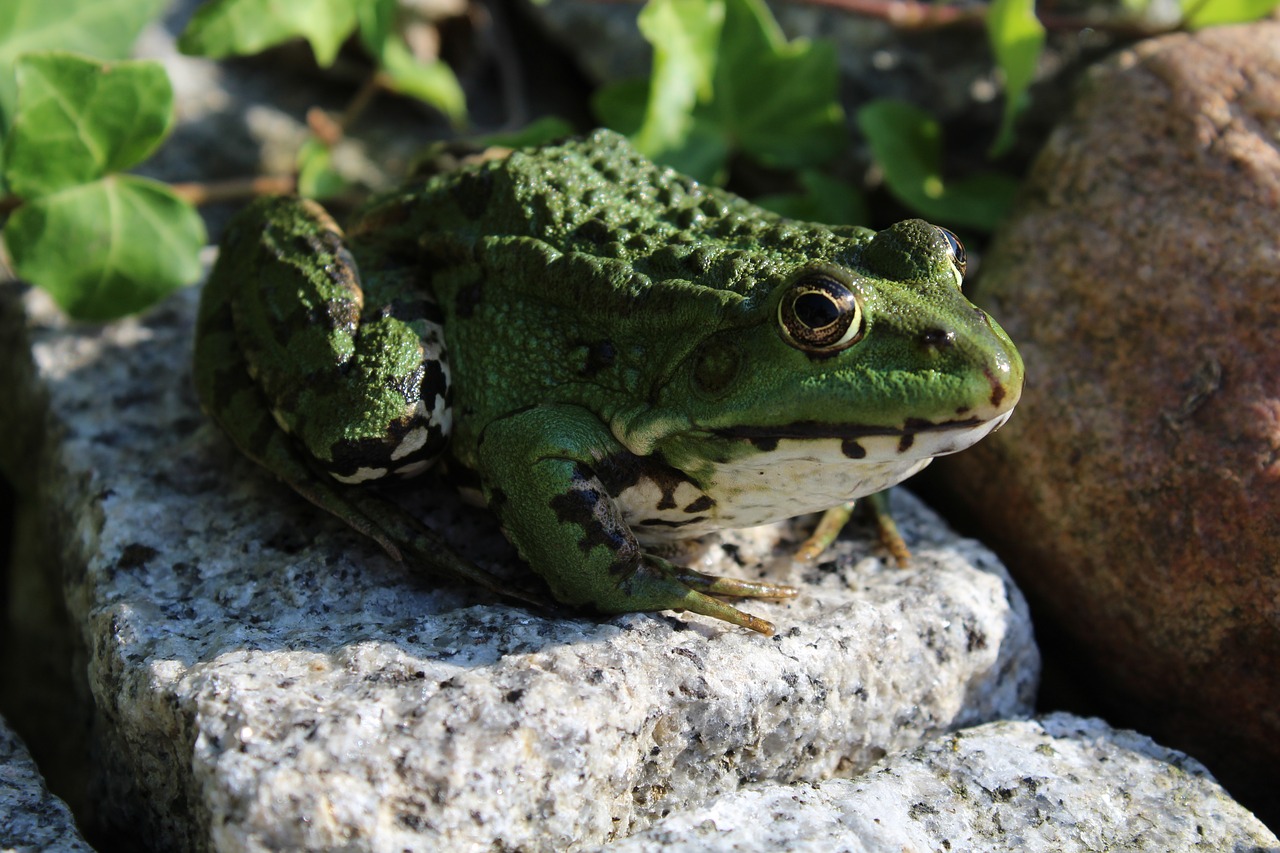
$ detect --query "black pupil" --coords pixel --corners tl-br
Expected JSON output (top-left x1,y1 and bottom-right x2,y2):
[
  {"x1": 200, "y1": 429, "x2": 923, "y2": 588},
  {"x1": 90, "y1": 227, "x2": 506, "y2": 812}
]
[{"x1": 794, "y1": 292, "x2": 840, "y2": 329}]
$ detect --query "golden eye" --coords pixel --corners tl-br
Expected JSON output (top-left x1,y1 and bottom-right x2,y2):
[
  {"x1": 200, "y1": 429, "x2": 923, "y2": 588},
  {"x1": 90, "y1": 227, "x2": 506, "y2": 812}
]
[
  {"x1": 778, "y1": 273, "x2": 863, "y2": 353},
  {"x1": 937, "y1": 226, "x2": 967, "y2": 278}
]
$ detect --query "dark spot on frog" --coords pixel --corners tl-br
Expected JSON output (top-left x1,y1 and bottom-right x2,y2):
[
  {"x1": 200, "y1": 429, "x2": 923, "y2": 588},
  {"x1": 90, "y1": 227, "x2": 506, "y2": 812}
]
[
  {"x1": 571, "y1": 218, "x2": 613, "y2": 247},
  {"x1": 116, "y1": 543, "x2": 159, "y2": 570},
  {"x1": 596, "y1": 452, "x2": 701, "y2": 514},
  {"x1": 638, "y1": 517, "x2": 705, "y2": 528},
  {"x1": 580, "y1": 340, "x2": 617, "y2": 377},
  {"x1": 504, "y1": 689, "x2": 524, "y2": 703},
  {"x1": 547, "y1": 466, "x2": 638, "y2": 558},
  {"x1": 455, "y1": 281, "x2": 483, "y2": 318},
  {"x1": 748, "y1": 436, "x2": 779, "y2": 453},
  {"x1": 683, "y1": 495, "x2": 715, "y2": 514},
  {"x1": 486, "y1": 487, "x2": 508, "y2": 514},
  {"x1": 450, "y1": 169, "x2": 493, "y2": 220},
  {"x1": 841, "y1": 438, "x2": 866, "y2": 459},
  {"x1": 897, "y1": 433, "x2": 915, "y2": 453}
]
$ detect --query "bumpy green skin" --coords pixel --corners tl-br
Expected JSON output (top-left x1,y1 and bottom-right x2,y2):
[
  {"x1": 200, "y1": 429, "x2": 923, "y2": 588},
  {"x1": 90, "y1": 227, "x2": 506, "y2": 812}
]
[{"x1": 195, "y1": 129, "x2": 1023, "y2": 635}]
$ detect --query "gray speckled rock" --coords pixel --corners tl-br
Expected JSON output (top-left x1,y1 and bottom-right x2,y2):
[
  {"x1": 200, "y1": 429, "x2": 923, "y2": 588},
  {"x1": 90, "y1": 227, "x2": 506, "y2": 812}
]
[
  {"x1": 0, "y1": 715, "x2": 94, "y2": 853},
  {"x1": 1, "y1": 281, "x2": 1036, "y2": 851},
  {"x1": 601, "y1": 713, "x2": 1280, "y2": 853}
]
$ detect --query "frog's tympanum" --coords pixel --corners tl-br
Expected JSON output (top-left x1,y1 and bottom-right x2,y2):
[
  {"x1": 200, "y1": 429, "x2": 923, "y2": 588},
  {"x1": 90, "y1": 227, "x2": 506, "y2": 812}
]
[{"x1": 194, "y1": 130, "x2": 1022, "y2": 635}]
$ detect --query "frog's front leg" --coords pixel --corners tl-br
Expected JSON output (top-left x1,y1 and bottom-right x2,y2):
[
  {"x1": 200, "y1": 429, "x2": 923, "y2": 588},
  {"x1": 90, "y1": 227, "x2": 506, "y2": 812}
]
[
  {"x1": 477, "y1": 406, "x2": 796, "y2": 634},
  {"x1": 795, "y1": 492, "x2": 911, "y2": 567}
]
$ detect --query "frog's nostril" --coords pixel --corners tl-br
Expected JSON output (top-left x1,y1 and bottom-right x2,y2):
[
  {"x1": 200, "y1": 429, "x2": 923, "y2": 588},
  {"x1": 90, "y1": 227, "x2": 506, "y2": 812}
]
[{"x1": 920, "y1": 328, "x2": 955, "y2": 349}]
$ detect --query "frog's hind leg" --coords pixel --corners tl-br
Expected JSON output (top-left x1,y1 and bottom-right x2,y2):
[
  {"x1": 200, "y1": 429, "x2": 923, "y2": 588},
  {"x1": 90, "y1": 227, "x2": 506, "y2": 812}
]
[
  {"x1": 214, "y1": 196, "x2": 452, "y2": 484},
  {"x1": 194, "y1": 196, "x2": 532, "y2": 602}
]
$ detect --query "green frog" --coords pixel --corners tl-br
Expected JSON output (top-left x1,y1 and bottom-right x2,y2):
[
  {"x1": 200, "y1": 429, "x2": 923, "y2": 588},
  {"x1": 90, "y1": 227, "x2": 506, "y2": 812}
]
[{"x1": 193, "y1": 129, "x2": 1022, "y2": 636}]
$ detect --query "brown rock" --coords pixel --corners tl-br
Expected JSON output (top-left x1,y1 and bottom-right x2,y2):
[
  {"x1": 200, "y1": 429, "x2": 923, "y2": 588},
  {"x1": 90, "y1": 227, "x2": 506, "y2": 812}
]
[{"x1": 931, "y1": 22, "x2": 1280, "y2": 823}]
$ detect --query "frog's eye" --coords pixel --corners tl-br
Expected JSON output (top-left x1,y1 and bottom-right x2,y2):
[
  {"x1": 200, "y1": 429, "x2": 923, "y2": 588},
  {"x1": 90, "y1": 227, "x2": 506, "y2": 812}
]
[
  {"x1": 778, "y1": 273, "x2": 864, "y2": 354},
  {"x1": 937, "y1": 226, "x2": 967, "y2": 278}
]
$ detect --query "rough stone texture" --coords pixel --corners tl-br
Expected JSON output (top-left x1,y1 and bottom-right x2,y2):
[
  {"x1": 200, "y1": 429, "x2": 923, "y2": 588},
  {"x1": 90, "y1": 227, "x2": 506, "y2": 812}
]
[
  {"x1": 0, "y1": 281, "x2": 1037, "y2": 851},
  {"x1": 0, "y1": 714, "x2": 95, "y2": 853},
  {"x1": 600, "y1": 713, "x2": 1280, "y2": 853},
  {"x1": 929, "y1": 22, "x2": 1280, "y2": 826}
]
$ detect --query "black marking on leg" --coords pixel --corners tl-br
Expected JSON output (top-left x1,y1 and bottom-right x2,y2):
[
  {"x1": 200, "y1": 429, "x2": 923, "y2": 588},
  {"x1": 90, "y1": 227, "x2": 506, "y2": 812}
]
[
  {"x1": 548, "y1": 465, "x2": 639, "y2": 561},
  {"x1": 897, "y1": 433, "x2": 915, "y2": 453},
  {"x1": 748, "y1": 436, "x2": 779, "y2": 453},
  {"x1": 595, "y1": 451, "x2": 701, "y2": 512}
]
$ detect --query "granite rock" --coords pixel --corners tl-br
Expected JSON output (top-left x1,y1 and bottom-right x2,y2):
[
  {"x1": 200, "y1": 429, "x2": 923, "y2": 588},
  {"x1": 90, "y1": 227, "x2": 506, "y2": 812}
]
[
  {"x1": 0, "y1": 714, "x2": 94, "y2": 853},
  {"x1": 0, "y1": 279, "x2": 1037, "y2": 851},
  {"x1": 930, "y1": 21, "x2": 1280, "y2": 824},
  {"x1": 600, "y1": 713, "x2": 1280, "y2": 853}
]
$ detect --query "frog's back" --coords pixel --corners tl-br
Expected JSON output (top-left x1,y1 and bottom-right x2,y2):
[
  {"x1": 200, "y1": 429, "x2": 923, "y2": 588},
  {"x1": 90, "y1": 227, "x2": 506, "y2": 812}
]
[{"x1": 357, "y1": 129, "x2": 873, "y2": 306}]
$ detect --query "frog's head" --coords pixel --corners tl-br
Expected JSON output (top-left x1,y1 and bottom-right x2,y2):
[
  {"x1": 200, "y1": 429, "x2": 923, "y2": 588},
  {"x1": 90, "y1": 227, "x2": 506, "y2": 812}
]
[{"x1": 631, "y1": 220, "x2": 1023, "y2": 474}]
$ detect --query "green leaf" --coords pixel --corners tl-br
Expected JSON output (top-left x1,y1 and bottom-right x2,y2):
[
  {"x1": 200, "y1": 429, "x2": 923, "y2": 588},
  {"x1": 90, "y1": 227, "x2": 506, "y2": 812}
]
[
  {"x1": 375, "y1": 39, "x2": 466, "y2": 125},
  {"x1": 757, "y1": 170, "x2": 867, "y2": 226},
  {"x1": 4, "y1": 175, "x2": 206, "y2": 320},
  {"x1": 479, "y1": 116, "x2": 575, "y2": 149},
  {"x1": 986, "y1": 0, "x2": 1045, "y2": 156},
  {"x1": 609, "y1": 0, "x2": 845, "y2": 183},
  {"x1": 178, "y1": 0, "x2": 359, "y2": 67},
  {"x1": 1182, "y1": 0, "x2": 1280, "y2": 27},
  {"x1": 4, "y1": 53, "x2": 173, "y2": 196},
  {"x1": 295, "y1": 138, "x2": 346, "y2": 200},
  {"x1": 630, "y1": 0, "x2": 724, "y2": 157},
  {"x1": 858, "y1": 99, "x2": 1016, "y2": 231},
  {"x1": 355, "y1": 0, "x2": 466, "y2": 125},
  {"x1": 710, "y1": 0, "x2": 845, "y2": 170},
  {"x1": 0, "y1": 0, "x2": 165, "y2": 137},
  {"x1": 593, "y1": 77, "x2": 650, "y2": 136}
]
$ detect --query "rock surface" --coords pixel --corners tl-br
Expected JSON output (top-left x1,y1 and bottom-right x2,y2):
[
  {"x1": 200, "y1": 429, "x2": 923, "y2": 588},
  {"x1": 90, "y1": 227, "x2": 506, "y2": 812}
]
[
  {"x1": 0, "y1": 714, "x2": 94, "y2": 853},
  {"x1": 930, "y1": 21, "x2": 1280, "y2": 825},
  {"x1": 599, "y1": 713, "x2": 1280, "y2": 853},
  {"x1": 0, "y1": 281, "x2": 1037, "y2": 850}
]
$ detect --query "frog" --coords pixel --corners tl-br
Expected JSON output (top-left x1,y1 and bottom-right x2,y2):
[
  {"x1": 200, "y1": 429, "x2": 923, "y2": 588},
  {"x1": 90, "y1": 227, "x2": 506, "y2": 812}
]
[{"x1": 193, "y1": 129, "x2": 1023, "y2": 636}]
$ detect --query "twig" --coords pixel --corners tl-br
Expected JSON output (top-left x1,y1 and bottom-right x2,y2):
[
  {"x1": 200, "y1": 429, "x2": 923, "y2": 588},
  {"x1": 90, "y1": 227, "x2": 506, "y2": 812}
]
[{"x1": 168, "y1": 176, "x2": 297, "y2": 206}]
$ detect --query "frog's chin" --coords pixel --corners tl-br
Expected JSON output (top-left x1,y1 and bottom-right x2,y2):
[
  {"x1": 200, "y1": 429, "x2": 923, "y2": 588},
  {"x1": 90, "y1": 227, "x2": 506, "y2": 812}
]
[{"x1": 620, "y1": 410, "x2": 1015, "y2": 544}]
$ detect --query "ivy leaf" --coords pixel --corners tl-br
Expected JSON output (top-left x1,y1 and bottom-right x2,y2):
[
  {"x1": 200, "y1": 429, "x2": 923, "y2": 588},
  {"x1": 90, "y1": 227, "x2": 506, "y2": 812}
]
[
  {"x1": 710, "y1": 0, "x2": 845, "y2": 171},
  {"x1": 479, "y1": 116, "x2": 575, "y2": 149},
  {"x1": 1182, "y1": 0, "x2": 1280, "y2": 27},
  {"x1": 353, "y1": 0, "x2": 465, "y2": 124},
  {"x1": 295, "y1": 138, "x2": 346, "y2": 200},
  {"x1": 4, "y1": 175, "x2": 206, "y2": 320},
  {"x1": 0, "y1": 0, "x2": 165, "y2": 137},
  {"x1": 630, "y1": 0, "x2": 724, "y2": 158},
  {"x1": 178, "y1": 0, "x2": 359, "y2": 67},
  {"x1": 859, "y1": 99, "x2": 1017, "y2": 231},
  {"x1": 4, "y1": 53, "x2": 173, "y2": 196},
  {"x1": 986, "y1": 0, "x2": 1044, "y2": 156},
  {"x1": 757, "y1": 170, "x2": 868, "y2": 226},
  {"x1": 602, "y1": 0, "x2": 844, "y2": 184},
  {"x1": 593, "y1": 78, "x2": 649, "y2": 137}
]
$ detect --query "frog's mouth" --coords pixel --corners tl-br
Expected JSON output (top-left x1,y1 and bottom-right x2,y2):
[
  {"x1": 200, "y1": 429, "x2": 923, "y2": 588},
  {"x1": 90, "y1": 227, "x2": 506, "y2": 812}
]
[{"x1": 711, "y1": 409, "x2": 1014, "y2": 460}]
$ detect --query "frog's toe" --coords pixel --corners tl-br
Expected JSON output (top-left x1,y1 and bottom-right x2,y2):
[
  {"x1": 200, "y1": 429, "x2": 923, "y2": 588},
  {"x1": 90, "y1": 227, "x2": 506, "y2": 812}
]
[{"x1": 615, "y1": 555, "x2": 793, "y2": 635}]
